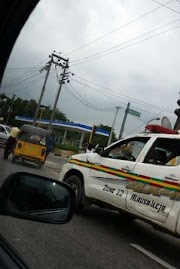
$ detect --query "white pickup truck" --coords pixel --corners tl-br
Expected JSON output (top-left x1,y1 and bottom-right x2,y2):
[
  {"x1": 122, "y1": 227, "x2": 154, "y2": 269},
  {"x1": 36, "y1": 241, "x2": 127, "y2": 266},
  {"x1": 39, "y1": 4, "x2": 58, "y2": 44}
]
[{"x1": 59, "y1": 125, "x2": 180, "y2": 237}]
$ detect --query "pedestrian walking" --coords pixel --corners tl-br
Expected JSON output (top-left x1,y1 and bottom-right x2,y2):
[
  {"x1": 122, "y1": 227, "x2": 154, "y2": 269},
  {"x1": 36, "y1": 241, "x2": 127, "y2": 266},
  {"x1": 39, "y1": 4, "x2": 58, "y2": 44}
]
[
  {"x1": 4, "y1": 127, "x2": 20, "y2": 159},
  {"x1": 45, "y1": 135, "x2": 55, "y2": 160}
]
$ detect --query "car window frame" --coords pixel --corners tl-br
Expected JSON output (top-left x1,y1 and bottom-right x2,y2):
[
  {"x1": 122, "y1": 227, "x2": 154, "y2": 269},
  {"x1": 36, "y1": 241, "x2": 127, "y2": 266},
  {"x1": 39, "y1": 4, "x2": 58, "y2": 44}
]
[
  {"x1": 143, "y1": 137, "x2": 180, "y2": 166},
  {"x1": 102, "y1": 136, "x2": 151, "y2": 162}
]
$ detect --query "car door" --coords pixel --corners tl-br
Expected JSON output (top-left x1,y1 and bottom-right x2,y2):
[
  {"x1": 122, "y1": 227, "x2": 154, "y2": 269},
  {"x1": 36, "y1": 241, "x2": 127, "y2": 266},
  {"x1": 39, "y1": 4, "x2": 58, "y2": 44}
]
[
  {"x1": 87, "y1": 136, "x2": 151, "y2": 209},
  {"x1": 126, "y1": 137, "x2": 180, "y2": 223}
]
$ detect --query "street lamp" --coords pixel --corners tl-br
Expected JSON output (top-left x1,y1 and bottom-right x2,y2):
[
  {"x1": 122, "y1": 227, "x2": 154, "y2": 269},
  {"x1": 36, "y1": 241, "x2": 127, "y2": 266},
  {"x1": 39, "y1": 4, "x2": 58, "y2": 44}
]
[{"x1": 145, "y1": 117, "x2": 160, "y2": 131}]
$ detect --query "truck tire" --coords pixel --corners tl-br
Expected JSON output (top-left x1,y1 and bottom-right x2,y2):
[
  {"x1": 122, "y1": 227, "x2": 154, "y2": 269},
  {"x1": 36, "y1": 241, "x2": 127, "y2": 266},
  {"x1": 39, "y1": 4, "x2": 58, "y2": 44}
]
[{"x1": 65, "y1": 175, "x2": 84, "y2": 213}]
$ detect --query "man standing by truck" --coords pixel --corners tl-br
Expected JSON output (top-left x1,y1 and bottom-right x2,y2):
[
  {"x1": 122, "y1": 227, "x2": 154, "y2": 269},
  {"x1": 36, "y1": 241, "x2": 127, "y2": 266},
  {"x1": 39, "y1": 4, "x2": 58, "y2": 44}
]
[{"x1": 3, "y1": 126, "x2": 20, "y2": 159}]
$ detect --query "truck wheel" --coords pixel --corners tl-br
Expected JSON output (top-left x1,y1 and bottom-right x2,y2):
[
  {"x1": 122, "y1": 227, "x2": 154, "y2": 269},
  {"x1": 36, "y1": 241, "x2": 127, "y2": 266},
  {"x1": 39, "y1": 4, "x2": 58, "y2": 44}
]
[{"x1": 65, "y1": 175, "x2": 84, "y2": 213}]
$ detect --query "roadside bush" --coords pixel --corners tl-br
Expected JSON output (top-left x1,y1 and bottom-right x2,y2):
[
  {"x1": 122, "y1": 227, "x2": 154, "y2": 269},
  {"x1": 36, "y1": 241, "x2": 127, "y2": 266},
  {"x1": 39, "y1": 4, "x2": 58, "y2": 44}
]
[{"x1": 55, "y1": 143, "x2": 80, "y2": 152}]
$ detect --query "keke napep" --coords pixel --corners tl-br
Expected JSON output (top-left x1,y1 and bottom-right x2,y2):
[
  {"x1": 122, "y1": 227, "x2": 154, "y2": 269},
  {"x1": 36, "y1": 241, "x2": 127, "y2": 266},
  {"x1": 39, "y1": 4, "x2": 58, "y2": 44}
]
[{"x1": 12, "y1": 125, "x2": 50, "y2": 168}]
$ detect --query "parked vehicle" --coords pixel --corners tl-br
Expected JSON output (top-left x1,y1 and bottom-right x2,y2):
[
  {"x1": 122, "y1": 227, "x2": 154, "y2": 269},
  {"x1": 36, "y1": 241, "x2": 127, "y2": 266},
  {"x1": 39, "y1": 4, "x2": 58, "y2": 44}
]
[
  {"x1": 0, "y1": 124, "x2": 11, "y2": 146},
  {"x1": 59, "y1": 125, "x2": 180, "y2": 237},
  {"x1": 12, "y1": 125, "x2": 49, "y2": 168}
]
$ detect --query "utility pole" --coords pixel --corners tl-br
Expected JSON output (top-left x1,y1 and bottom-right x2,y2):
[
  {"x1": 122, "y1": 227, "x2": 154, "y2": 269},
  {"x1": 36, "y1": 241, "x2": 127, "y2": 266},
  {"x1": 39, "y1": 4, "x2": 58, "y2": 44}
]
[
  {"x1": 33, "y1": 52, "x2": 70, "y2": 127},
  {"x1": 107, "y1": 106, "x2": 121, "y2": 146},
  {"x1": 48, "y1": 58, "x2": 69, "y2": 132},
  {"x1": 33, "y1": 54, "x2": 53, "y2": 126},
  {"x1": 6, "y1": 94, "x2": 15, "y2": 125},
  {"x1": 88, "y1": 124, "x2": 96, "y2": 144},
  {"x1": 119, "y1": 102, "x2": 130, "y2": 139}
]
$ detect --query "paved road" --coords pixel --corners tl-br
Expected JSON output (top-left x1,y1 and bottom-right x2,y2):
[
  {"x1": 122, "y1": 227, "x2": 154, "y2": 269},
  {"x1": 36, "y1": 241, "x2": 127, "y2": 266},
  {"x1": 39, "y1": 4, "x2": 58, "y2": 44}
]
[
  {"x1": 0, "y1": 148, "x2": 67, "y2": 187},
  {"x1": 0, "y1": 148, "x2": 180, "y2": 269}
]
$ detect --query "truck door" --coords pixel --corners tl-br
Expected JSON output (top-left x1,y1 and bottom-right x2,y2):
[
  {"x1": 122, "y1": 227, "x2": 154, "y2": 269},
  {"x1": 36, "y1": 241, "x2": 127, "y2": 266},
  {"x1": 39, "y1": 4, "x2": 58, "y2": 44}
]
[
  {"x1": 126, "y1": 137, "x2": 180, "y2": 223},
  {"x1": 87, "y1": 136, "x2": 150, "y2": 209}
]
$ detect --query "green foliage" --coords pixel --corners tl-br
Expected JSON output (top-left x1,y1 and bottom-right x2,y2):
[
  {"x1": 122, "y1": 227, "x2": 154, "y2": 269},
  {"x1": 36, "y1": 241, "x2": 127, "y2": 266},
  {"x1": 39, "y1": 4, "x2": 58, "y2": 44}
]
[
  {"x1": 55, "y1": 143, "x2": 80, "y2": 152},
  {"x1": 41, "y1": 106, "x2": 67, "y2": 122},
  {"x1": 0, "y1": 93, "x2": 69, "y2": 126},
  {"x1": 89, "y1": 124, "x2": 117, "y2": 147},
  {"x1": 0, "y1": 94, "x2": 117, "y2": 148}
]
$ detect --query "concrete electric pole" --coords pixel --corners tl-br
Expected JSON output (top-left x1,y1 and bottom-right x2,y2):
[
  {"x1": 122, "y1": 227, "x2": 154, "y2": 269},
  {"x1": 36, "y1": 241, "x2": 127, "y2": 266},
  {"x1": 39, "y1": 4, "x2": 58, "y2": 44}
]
[
  {"x1": 33, "y1": 52, "x2": 69, "y2": 127},
  {"x1": 33, "y1": 54, "x2": 53, "y2": 126},
  {"x1": 119, "y1": 102, "x2": 130, "y2": 139},
  {"x1": 6, "y1": 94, "x2": 16, "y2": 125},
  {"x1": 48, "y1": 58, "x2": 69, "y2": 132},
  {"x1": 107, "y1": 106, "x2": 121, "y2": 146}
]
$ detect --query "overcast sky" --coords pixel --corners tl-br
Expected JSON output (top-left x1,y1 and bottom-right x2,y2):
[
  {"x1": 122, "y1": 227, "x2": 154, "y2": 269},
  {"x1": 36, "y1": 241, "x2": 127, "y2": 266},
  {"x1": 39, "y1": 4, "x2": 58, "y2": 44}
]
[{"x1": 1, "y1": 0, "x2": 180, "y2": 136}]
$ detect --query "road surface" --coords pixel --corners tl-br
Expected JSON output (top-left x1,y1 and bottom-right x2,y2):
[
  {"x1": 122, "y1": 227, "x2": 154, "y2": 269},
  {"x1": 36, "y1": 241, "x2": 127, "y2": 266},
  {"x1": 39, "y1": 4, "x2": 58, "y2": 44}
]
[{"x1": 0, "y1": 148, "x2": 180, "y2": 269}]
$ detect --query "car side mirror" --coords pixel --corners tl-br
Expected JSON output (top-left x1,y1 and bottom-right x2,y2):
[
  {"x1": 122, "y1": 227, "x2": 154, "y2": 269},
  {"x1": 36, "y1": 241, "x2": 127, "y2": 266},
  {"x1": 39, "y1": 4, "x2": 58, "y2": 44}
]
[
  {"x1": 94, "y1": 144, "x2": 104, "y2": 155},
  {"x1": 0, "y1": 172, "x2": 76, "y2": 224}
]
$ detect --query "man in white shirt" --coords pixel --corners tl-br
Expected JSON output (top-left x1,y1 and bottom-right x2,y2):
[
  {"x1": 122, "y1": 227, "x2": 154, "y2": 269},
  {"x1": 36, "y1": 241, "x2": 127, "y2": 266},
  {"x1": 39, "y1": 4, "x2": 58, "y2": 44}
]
[{"x1": 4, "y1": 127, "x2": 20, "y2": 159}]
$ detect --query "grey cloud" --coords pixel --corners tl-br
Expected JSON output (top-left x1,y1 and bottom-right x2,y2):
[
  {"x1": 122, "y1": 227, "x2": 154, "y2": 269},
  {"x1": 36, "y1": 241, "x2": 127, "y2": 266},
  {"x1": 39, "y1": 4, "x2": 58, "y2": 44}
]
[{"x1": 2, "y1": 0, "x2": 180, "y2": 136}]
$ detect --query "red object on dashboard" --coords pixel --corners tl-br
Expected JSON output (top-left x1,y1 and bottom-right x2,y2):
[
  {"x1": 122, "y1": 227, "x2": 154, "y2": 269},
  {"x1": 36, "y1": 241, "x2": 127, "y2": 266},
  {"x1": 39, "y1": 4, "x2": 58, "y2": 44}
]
[{"x1": 145, "y1": 124, "x2": 178, "y2": 134}]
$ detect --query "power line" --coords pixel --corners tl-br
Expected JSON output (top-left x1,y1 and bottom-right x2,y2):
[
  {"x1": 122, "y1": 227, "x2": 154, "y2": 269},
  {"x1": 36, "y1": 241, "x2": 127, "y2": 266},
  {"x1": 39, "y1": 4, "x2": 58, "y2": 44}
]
[
  {"x1": 3, "y1": 65, "x2": 56, "y2": 90},
  {"x1": 126, "y1": 122, "x2": 145, "y2": 136},
  {"x1": 65, "y1": 84, "x2": 115, "y2": 112},
  {"x1": 5, "y1": 67, "x2": 38, "y2": 70},
  {"x1": 64, "y1": 84, "x2": 103, "y2": 111},
  {"x1": 4, "y1": 69, "x2": 57, "y2": 96},
  {"x1": 3, "y1": 72, "x2": 42, "y2": 89},
  {"x1": 71, "y1": 17, "x2": 180, "y2": 65},
  {"x1": 2, "y1": 69, "x2": 38, "y2": 87},
  {"x1": 71, "y1": 79, "x2": 160, "y2": 120},
  {"x1": 6, "y1": 75, "x2": 46, "y2": 96},
  {"x1": 67, "y1": 84, "x2": 148, "y2": 131},
  {"x1": 69, "y1": 83, "x2": 115, "y2": 111},
  {"x1": 6, "y1": 71, "x2": 57, "y2": 97},
  {"x1": 2, "y1": 58, "x2": 48, "y2": 87},
  {"x1": 152, "y1": 0, "x2": 180, "y2": 15},
  {"x1": 126, "y1": 110, "x2": 165, "y2": 135},
  {"x1": 72, "y1": 77, "x2": 173, "y2": 113},
  {"x1": 65, "y1": 0, "x2": 174, "y2": 56},
  {"x1": 69, "y1": 83, "x2": 107, "y2": 110},
  {"x1": 71, "y1": 79, "x2": 125, "y2": 106},
  {"x1": 71, "y1": 22, "x2": 180, "y2": 67}
]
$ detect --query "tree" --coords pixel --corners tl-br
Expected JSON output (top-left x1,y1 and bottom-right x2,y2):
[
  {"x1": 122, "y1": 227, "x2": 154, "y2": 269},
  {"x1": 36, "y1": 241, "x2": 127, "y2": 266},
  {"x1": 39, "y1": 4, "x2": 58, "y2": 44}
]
[
  {"x1": 0, "y1": 93, "x2": 69, "y2": 126},
  {"x1": 41, "y1": 106, "x2": 68, "y2": 122}
]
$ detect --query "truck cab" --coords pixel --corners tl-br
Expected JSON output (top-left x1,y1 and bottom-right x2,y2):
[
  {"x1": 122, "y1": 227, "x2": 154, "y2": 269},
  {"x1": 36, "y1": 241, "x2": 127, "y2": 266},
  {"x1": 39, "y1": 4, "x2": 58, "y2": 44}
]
[{"x1": 59, "y1": 125, "x2": 180, "y2": 236}]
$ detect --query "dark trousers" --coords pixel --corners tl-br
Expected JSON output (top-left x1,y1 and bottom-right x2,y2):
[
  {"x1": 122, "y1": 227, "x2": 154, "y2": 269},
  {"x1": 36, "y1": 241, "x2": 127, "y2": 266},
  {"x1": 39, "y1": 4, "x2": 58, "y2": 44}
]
[
  {"x1": 45, "y1": 150, "x2": 50, "y2": 160},
  {"x1": 4, "y1": 136, "x2": 16, "y2": 159}
]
